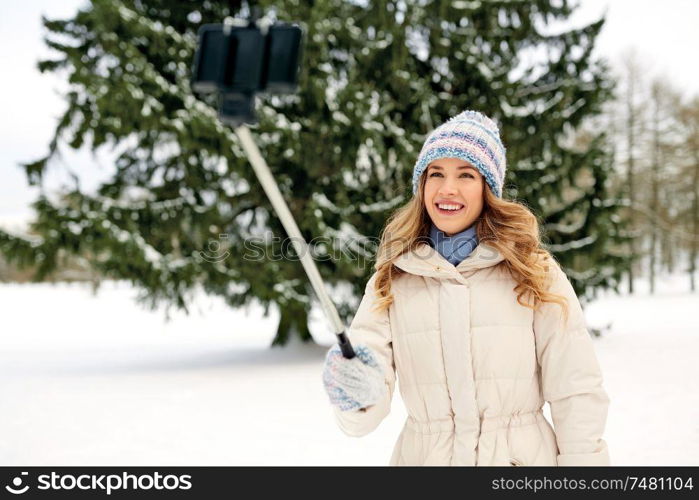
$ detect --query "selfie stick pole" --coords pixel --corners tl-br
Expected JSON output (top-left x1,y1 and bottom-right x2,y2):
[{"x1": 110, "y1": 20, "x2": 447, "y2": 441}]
[{"x1": 234, "y1": 125, "x2": 356, "y2": 359}]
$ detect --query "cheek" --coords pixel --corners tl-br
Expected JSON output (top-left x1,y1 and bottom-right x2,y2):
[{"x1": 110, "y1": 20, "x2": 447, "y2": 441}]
[
  {"x1": 461, "y1": 184, "x2": 483, "y2": 205},
  {"x1": 424, "y1": 183, "x2": 438, "y2": 203}
]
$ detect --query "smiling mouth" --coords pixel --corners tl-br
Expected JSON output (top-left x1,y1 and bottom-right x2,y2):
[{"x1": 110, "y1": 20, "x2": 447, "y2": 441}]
[{"x1": 435, "y1": 203, "x2": 465, "y2": 215}]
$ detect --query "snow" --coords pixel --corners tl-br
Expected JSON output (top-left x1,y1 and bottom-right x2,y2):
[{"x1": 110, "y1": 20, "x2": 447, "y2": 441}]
[
  {"x1": 358, "y1": 195, "x2": 404, "y2": 214},
  {"x1": 311, "y1": 192, "x2": 351, "y2": 216},
  {"x1": 0, "y1": 273, "x2": 697, "y2": 465},
  {"x1": 547, "y1": 233, "x2": 598, "y2": 252}
]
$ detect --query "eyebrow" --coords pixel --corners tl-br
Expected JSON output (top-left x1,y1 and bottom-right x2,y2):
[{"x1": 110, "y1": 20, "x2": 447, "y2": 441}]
[{"x1": 427, "y1": 165, "x2": 477, "y2": 171}]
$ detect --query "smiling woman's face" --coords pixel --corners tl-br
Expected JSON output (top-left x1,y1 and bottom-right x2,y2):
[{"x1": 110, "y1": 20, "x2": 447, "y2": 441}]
[{"x1": 423, "y1": 157, "x2": 485, "y2": 236}]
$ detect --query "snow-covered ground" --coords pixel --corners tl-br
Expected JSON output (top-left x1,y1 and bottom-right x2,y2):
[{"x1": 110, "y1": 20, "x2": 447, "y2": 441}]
[{"x1": 0, "y1": 273, "x2": 697, "y2": 465}]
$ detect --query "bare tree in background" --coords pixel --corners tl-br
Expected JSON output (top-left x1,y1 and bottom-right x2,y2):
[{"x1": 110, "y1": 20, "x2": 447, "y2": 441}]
[
  {"x1": 618, "y1": 50, "x2": 648, "y2": 294},
  {"x1": 678, "y1": 97, "x2": 699, "y2": 291},
  {"x1": 647, "y1": 78, "x2": 683, "y2": 293},
  {"x1": 606, "y1": 49, "x2": 699, "y2": 293}
]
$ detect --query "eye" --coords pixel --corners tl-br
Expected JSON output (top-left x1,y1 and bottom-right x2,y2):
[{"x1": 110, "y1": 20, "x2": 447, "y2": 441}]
[{"x1": 428, "y1": 171, "x2": 474, "y2": 178}]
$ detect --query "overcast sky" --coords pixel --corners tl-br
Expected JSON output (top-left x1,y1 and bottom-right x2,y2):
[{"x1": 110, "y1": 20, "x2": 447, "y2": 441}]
[{"x1": 1, "y1": 0, "x2": 698, "y2": 231}]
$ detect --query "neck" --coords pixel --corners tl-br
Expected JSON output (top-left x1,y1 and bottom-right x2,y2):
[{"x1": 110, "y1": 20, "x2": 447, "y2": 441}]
[
  {"x1": 428, "y1": 221, "x2": 479, "y2": 267},
  {"x1": 436, "y1": 222, "x2": 476, "y2": 237}
]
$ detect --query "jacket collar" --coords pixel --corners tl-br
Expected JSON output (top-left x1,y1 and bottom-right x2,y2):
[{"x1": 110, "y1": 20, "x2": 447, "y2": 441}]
[{"x1": 393, "y1": 240, "x2": 505, "y2": 283}]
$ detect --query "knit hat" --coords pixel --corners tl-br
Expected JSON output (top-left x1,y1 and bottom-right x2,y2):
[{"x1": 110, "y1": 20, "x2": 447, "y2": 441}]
[{"x1": 412, "y1": 110, "x2": 507, "y2": 197}]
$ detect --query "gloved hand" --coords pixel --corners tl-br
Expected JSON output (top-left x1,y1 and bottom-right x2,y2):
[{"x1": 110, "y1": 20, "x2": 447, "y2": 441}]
[{"x1": 322, "y1": 343, "x2": 386, "y2": 412}]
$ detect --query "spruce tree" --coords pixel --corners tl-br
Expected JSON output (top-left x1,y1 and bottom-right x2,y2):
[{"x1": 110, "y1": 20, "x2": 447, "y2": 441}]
[{"x1": 0, "y1": 0, "x2": 629, "y2": 345}]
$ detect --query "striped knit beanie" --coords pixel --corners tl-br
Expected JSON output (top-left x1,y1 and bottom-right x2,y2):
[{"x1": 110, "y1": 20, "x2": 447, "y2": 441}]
[{"x1": 412, "y1": 110, "x2": 507, "y2": 197}]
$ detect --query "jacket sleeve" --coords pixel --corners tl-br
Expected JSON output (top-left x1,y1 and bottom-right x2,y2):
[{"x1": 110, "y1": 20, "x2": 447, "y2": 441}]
[
  {"x1": 533, "y1": 260, "x2": 611, "y2": 466},
  {"x1": 331, "y1": 272, "x2": 396, "y2": 437}
]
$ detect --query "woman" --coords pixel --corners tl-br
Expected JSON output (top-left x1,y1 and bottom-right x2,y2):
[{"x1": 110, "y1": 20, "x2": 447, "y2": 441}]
[{"x1": 322, "y1": 110, "x2": 611, "y2": 466}]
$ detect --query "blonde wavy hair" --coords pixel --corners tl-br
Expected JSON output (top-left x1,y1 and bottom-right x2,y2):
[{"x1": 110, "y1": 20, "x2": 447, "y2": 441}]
[{"x1": 371, "y1": 171, "x2": 570, "y2": 323}]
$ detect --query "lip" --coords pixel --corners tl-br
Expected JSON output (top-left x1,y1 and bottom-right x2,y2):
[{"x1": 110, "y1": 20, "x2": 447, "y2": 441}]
[{"x1": 434, "y1": 202, "x2": 465, "y2": 216}]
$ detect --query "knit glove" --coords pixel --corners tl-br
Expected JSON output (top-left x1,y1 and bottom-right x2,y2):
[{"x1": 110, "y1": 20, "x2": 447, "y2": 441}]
[{"x1": 322, "y1": 343, "x2": 386, "y2": 412}]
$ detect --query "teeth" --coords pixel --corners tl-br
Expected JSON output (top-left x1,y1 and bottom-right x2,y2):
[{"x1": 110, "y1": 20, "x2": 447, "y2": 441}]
[{"x1": 437, "y1": 203, "x2": 463, "y2": 211}]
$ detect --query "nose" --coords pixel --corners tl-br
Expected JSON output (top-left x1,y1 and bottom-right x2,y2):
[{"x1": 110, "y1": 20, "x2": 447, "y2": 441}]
[{"x1": 438, "y1": 176, "x2": 458, "y2": 196}]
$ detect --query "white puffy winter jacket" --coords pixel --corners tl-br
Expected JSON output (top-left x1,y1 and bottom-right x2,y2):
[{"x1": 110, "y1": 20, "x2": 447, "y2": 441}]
[{"x1": 331, "y1": 241, "x2": 611, "y2": 466}]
